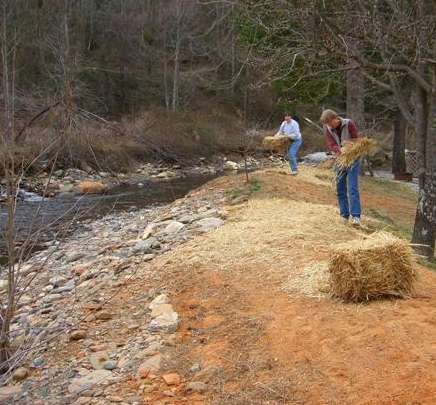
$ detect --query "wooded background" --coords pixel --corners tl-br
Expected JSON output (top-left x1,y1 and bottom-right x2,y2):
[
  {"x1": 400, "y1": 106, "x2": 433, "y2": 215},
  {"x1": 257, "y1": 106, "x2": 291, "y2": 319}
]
[{"x1": 1, "y1": 0, "x2": 436, "y2": 253}]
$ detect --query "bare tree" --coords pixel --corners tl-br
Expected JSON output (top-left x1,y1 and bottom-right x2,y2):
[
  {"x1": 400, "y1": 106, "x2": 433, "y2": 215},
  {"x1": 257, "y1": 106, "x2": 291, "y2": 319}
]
[
  {"x1": 316, "y1": 0, "x2": 436, "y2": 257},
  {"x1": 0, "y1": 0, "x2": 19, "y2": 366},
  {"x1": 392, "y1": 109, "x2": 407, "y2": 178}
]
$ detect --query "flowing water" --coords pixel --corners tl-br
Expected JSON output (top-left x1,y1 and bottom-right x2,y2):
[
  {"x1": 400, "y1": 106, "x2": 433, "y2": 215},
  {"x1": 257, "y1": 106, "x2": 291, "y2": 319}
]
[{"x1": 0, "y1": 173, "x2": 217, "y2": 265}]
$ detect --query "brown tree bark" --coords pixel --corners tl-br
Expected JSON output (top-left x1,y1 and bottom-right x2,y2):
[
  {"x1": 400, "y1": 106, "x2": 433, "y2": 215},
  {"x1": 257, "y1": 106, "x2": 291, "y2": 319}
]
[
  {"x1": 346, "y1": 67, "x2": 365, "y2": 128},
  {"x1": 392, "y1": 110, "x2": 407, "y2": 178},
  {"x1": 411, "y1": 64, "x2": 435, "y2": 258}
]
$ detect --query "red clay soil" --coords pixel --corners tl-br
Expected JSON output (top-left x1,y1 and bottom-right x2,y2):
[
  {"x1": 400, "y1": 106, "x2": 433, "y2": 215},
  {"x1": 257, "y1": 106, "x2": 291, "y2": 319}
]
[
  {"x1": 173, "y1": 264, "x2": 436, "y2": 404},
  {"x1": 56, "y1": 168, "x2": 432, "y2": 405},
  {"x1": 162, "y1": 169, "x2": 435, "y2": 404}
]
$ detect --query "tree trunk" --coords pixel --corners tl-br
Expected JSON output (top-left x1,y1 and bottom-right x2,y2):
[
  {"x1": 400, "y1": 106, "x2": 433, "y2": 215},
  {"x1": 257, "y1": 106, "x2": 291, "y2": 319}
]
[
  {"x1": 392, "y1": 109, "x2": 407, "y2": 177},
  {"x1": 163, "y1": 56, "x2": 170, "y2": 111},
  {"x1": 411, "y1": 64, "x2": 435, "y2": 258},
  {"x1": 413, "y1": 168, "x2": 436, "y2": 259},
  {"x1": 346, "y1": 67, "x2": 365, "y2": 128},
  {"x1": 172, "y1": 0, "x2": 182, "y2": 112},
  {"x1": 172, "y1": 36, "x2": 180, "y2": 112}
]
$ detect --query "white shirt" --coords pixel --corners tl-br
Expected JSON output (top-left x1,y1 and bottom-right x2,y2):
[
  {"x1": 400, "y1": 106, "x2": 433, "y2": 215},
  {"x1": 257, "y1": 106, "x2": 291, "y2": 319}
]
[{"x1": 279, "y1": 119, "x2": 301, "y2": 140}]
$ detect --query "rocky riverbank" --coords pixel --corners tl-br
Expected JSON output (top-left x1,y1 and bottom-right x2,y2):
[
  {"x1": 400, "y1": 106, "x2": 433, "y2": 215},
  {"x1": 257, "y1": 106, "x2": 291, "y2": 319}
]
[
  {"x1": 8, "y1": 155, "x2": 268, "y2": 200},
  {"x1": 0, "y1": 170, "x2": 237, "y2": 404}
]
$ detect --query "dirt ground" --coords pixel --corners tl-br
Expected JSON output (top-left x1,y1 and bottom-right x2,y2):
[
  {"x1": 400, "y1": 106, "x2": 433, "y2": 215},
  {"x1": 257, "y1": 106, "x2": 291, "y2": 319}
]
[
  {"x1": 74, "y1": 166, "x2": 435, "y2": 404},
  {"x1": 149, "y1": 167, "x2": 435, "y2": 404}
]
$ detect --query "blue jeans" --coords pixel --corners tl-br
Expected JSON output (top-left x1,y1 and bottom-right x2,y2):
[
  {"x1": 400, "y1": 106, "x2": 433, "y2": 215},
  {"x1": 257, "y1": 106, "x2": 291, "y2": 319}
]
[
  {"x1": 287, "y1": 138, "x2": 302, "y2": 172},
  {"x1": 336, "y1": 160, "x2": 361, "y2": 218}
]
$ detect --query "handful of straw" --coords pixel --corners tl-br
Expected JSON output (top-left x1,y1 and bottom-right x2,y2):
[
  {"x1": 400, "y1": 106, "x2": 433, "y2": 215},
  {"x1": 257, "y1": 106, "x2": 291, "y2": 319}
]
[
  {"x1": 336, "y1": 137, "x2": 378, "y2": 170},
  {"x1": 262, "y1": 135, "x2": 290, "y2": 152}
]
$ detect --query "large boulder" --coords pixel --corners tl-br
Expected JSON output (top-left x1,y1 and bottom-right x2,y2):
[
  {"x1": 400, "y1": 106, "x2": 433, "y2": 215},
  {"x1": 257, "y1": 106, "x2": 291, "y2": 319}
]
[
  {"x1": 68, "y1": 369, "x2": 112, "y2": 394},
  {"x1": 368, "y1": 146, "x2": 389, "y2": 167},
  {"x1": 224, "y1": 161, "x2": 239, "y2": 171},
  {"x1": 303, "y1": 152, "x2": 331, "y2": 165},
  {"x1": 196, "y1": 217, "x2": 224, "y2": 232}
]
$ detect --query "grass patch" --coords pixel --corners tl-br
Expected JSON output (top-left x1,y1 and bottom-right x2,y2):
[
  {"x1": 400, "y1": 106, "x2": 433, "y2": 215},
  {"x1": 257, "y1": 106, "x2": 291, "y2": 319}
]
[
  {"x1": 365, "y1": 208, "x2": 412, "y2": 240},
  {"x1": 417, "y1": 258, "x2": 436, "y2": 272},
  {"x1": 362, "y1": 177, "x2": 417, "y2": 203},
  {"x1": 226, "y1": 177, "x2": 262, "y2": 201},
  {"x1": 249, "y1": 178, "x2": 262, "y2": 193}
]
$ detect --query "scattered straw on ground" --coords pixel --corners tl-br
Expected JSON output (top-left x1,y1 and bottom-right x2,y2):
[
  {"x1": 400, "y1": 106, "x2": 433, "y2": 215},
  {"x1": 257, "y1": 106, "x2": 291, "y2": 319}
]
[
  {"x1": 261, "y1": 166, "x2": 335, "y2": 192},
  {"x1": 282, "y1": 261, "x2": 330, "y2": 299},
  {"x1": 328, "y1": 231, "x2": 417, "y2": 302},
  {"x1": 180, "y1": 198, "x2": 360, "y2": 284}
]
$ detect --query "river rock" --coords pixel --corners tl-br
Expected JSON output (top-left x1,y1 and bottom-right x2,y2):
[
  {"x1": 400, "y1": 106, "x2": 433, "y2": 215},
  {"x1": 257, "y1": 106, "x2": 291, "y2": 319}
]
[
  {"x1": 32, "y1": 357, "x2": 45, "y2": 367},
  {"x1": 303, "y1": 152, "x2": 330, "y2": 164},
  {"x1": 137, "y1": 354, "x2": 162, "y2": 378},
  {"x1": 224, "y1": 161, "x2": 239, "y2": 171},
  {"x1": 95, "y1": 311, "x2": 112, "y2": 321},
  {"x1": 102, "y1": 360, "x2": 117, "y2": 371},
  {"x1": 150, "y1": 303, "x2": 173, "y2": 318},
  {"x1": 143, "y1": 254, "x2": 155, "y2": 262},
  {"x1": 72, "y1": 397, "x2": 92, "y2": 405},
  {"x1": 0, "y1": 385, "x2": 21, "y2": 401},
  {"x1": 12, "y1": 367, "x2": 29, "y2": 382},
  {"x1": 141, "y1": 224, "x2": 155, "y2": 239},
  {"x1": 369, "y1": 147, "x2": 389, "y2": 166},
  {"x1": 196, "y1": 209, "x2": 219, "y2": 219},
  {"x1": 148, "y1": 304, "x2": 179, "y2": 333},
  {"x1": 149, "y1": 294, "x2": 169, "y2": 310},
  {"x1": 68, "y1": 369, "x2": 112, "y2": 394},
  {"x1": 139, "y1": 341, "x2": 162, "y2": 357},
  {"x1": 178, "y1": 214, "x2": 196, "y2": 224},
  {"x1": 59, "y1": 183, "x2": 74, "y2": 193},
  {"x1": 49, "y1": 275, "x2": 67, "y2": 288},
  {"x1": 186, "y1": 381, "x2": 207, "y2": 393},
  {"x1": 162, "y1": 373, "x2": 181, "y2": 386},
  {"x1": 66, "y1": 252, "x2": 86, "y2": 263},
  {"x1": 190, "y1": 363, "x2": 202, "y2": 373},
  {"x1": 90, "y1": 351, "x2": 110, "y2": 370},
  {"x1": 130, "y1": 239, "x2": 153, "y2": 255},
  {"x1": 89, "y1": 344, "x2": 107, "y2": 352},
  {"x1": 196, "y1": 217, "x2": 224, "y2": 232},
  {"x1": 163, "y1": 221, "x2": 185, "y2": 235},
  {"x1": 52, "y1": 279, "x2": 75, "y2": 294},
  {"x1": 43, "y1": 293, "x2": 63, "y2": 304},
  {"x1": 157, "y1": 171, "x2": 175, "y2": 178}
]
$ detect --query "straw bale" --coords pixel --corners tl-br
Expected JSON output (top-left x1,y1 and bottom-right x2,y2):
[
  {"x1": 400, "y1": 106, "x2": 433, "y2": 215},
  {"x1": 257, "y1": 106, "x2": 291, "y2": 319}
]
[
  {"x1": 328, "y1": 232, "x2": 416, "y2": 302},
  {"x1": 262, "y1": 135, "x2": 290, "y2": 152}
]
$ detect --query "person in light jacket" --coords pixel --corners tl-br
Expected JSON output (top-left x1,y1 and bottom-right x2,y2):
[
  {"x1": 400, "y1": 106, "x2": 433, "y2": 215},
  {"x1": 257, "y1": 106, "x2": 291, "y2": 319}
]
[
  {"x1": 320, "y1": 109, "x2": 361, "y2": 225},
  {"x1": 278, "y1": 113, "x2": 303, "y2": 175}
]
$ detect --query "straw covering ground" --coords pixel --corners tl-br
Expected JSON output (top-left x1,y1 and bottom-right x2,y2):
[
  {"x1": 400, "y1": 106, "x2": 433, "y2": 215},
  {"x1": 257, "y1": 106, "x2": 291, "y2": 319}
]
[
  {"x1": 154, "y1": 167, "x2": 436, "y2": 404},
  {"x1": 79, "y1": 166, "x2": 435, "y2": 404}
]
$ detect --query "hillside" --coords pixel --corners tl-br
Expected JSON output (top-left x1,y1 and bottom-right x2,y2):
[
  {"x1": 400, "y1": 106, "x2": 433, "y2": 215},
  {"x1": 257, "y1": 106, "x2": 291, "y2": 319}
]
[{"x1": 4, "y1": 164, "x2": 436, "y2": 404}]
